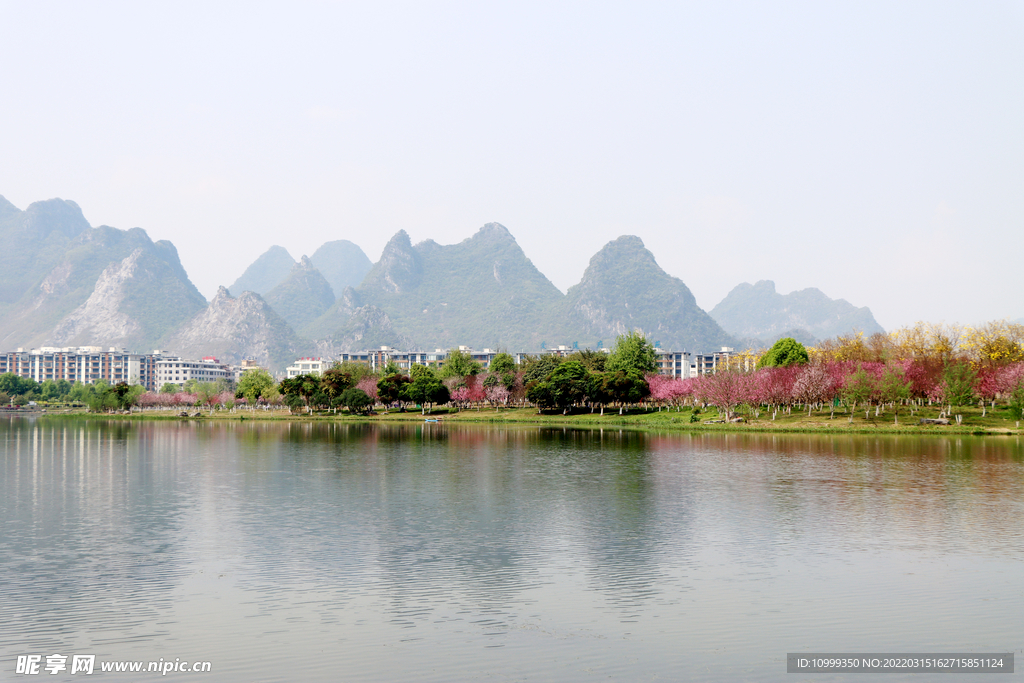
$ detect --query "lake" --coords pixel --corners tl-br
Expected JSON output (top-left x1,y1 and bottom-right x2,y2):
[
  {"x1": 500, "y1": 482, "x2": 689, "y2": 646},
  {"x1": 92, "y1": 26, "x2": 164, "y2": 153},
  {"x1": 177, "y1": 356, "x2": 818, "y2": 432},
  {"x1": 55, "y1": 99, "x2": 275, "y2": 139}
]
[{"x1": 1, "y1": 418, "x2": 1022, "y2": 681}]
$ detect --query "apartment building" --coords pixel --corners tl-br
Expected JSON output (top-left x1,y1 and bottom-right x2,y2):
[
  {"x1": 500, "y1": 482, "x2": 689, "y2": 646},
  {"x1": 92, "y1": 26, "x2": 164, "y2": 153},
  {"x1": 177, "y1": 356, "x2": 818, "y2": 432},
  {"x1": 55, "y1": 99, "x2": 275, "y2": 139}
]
[
  {"x1": 692, "y1": 347, "x2": 739, "y2": 375},
  {"x1": 362, "y1": 347, "x2": 448, "y2": 373},
  {"x1": 0, "y1": 347, "x2": 163, "y2": 390},
  {"x1": 654, "y1": 350, "x2": 693, "y2": 379},
  {"x1": 155, "y1": 356, "x2": 233, "y2": 388},
  {"x1": 285, "y1": 358, "x2": 330, "y2": 378}
]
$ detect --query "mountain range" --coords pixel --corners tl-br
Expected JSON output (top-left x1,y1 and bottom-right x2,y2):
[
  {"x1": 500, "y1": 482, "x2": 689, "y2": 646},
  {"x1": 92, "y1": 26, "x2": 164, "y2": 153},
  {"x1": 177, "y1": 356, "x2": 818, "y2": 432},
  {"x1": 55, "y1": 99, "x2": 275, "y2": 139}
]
[
  {"x1": 0, "y1": 194, "x2": 887, "y2": 370},
  {"x1": 709, "y1": 280, "x2": 885, "y2": 346}
]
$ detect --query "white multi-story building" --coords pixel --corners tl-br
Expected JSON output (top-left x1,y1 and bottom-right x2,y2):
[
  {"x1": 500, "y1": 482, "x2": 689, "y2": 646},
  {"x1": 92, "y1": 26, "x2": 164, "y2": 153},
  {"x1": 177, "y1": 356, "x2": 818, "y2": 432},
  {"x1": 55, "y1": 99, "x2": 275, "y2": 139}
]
[
  {"x1": 692, "y1": 347, "x2": 738, "y2": 375},
  {"x1": 654, "y1": 350, "x2": 693, "y2": 379},
  {"x1": 0, "y1": 347, "x2": 164, "y2": 389},
  {"x1": 286, "y1": 358, "x2": 330, "y2": 378},
  {"x1": 155, "y1": 356, "x2": 232, "y2": 388}
]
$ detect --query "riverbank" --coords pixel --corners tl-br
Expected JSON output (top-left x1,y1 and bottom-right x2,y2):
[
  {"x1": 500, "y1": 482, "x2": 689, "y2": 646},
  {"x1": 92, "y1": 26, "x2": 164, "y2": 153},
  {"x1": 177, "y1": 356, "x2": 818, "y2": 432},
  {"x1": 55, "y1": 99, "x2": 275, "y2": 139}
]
[{"x1": 27, "y1": 404, "x2": 1024, "y2": 436}]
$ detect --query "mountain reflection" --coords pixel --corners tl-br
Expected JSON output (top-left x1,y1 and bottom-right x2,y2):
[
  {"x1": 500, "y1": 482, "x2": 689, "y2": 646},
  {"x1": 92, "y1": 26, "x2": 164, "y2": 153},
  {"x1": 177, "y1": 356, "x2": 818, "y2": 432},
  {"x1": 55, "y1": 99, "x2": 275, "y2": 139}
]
[{"x1": 2, "y1": 417, "x2": 1022, "y2": 675}]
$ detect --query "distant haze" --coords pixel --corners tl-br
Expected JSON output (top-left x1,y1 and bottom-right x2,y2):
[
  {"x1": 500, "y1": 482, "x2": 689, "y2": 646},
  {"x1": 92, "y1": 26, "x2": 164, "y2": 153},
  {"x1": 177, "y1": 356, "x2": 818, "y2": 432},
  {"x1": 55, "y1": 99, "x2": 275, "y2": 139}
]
[{"x1": 1, "y1": 2, "x2": 1021, "y2": 330}]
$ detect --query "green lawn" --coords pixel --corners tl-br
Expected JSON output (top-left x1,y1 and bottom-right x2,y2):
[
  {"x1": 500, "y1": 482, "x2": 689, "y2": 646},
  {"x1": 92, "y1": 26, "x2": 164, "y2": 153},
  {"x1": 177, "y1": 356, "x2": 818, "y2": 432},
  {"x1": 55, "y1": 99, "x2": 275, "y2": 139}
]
[{"x1": 39, "y1": 402, "x2": 1023, "y2": 436}]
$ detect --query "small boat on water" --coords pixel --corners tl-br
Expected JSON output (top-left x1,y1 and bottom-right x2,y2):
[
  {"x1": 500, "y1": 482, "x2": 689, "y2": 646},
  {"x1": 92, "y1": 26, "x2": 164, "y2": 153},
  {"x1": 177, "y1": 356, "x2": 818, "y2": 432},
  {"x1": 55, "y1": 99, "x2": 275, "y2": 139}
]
[{"x1": 424, "y1": 418, "x2": 439, "y2": 423}]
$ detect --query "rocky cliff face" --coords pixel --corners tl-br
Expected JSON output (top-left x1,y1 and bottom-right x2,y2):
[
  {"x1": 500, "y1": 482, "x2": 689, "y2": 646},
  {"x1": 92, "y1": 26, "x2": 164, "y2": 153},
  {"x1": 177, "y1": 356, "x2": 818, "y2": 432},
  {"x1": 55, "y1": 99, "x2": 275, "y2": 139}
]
[
  {"x1": 46, "y1": 246, "x2": 208, "y2": 349},
  {"x1": 561, "y1": 236, "x2": 734, "y2": 351},
  {"x1": 165, "y1": 287, "x2": 304, "y2": 369},
  {"x1": 710, "y1": 280, "x2": 884, "y2": 344},
  {"x1": 48, "y1": 250, "x2": 146, "y2": 345},
  {"x1": 359, "y1": 230, "x2": 423, "y2": 294},
  {"x1": 321, "y1": 223, "x2": 565, "y2": 350},
  {"x1": 1, "y1": 196, "x2": 92, "y2": 308},
  {"x1": 312, "y1": 304, "x2": 413, "y2": 357},
  {"x1": 263, "y1": 256, "x2": 336, "y2": 332},
  {"x1": 0, "y1": 196, "x2": 207, "y2": 351}
]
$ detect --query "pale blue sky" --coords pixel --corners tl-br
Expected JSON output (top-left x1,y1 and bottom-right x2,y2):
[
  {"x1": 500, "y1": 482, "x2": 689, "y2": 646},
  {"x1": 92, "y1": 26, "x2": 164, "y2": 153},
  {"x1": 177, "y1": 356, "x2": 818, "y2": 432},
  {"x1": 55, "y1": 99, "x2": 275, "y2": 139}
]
[{"x1": 1, "y1": 1, "x2": 1021, "y2": 330}]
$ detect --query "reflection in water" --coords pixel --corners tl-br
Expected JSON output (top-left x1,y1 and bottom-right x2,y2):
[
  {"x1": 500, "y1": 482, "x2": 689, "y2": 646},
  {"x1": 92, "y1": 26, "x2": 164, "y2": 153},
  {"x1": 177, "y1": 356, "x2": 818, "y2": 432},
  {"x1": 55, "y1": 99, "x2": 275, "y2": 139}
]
[{"x1": 1, "y1": 418, "x2": 1022, "y2": 682}]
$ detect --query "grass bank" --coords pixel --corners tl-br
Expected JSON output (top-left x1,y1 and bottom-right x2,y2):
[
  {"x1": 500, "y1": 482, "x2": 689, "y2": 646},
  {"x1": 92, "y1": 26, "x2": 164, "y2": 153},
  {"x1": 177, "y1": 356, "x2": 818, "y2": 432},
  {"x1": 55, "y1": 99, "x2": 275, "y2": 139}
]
[{"x1": 32, "y1": 404, "x2": 1024, "y2": 436}]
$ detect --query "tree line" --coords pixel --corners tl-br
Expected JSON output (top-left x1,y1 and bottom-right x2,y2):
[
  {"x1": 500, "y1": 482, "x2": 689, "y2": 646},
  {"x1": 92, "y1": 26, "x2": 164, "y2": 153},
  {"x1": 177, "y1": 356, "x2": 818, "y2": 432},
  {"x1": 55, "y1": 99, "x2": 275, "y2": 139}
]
[
  {"x1": 5, "y1": 319, "x2": 1022, "y2": 421},
  {"x1": 650, "y1": 322, "x2": 1024, "y2": 424}
]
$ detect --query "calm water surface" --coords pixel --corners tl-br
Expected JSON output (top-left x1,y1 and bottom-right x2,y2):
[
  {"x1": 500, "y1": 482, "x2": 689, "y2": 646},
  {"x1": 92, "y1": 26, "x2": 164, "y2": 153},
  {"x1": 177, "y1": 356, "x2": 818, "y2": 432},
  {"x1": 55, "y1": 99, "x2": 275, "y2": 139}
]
[{"x1": 1, "y1": 418, "x2": 1022, "y2": 682}]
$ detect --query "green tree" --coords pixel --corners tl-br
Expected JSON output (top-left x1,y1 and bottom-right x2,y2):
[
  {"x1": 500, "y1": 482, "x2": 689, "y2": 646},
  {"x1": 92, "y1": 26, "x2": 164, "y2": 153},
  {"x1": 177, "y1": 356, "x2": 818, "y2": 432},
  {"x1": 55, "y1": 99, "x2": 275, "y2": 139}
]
[
  {"x1": 606, "y1": 330, "x2": 657, "y2": 375},
  {"x1": 1009, "y1": 378, "x2": 1024, "y2": 420},
  {"x1": 377, "y1": 373, "x2": 411, "y2": 409},
  {"x1": 526, "y1": 379, "x2": 555, "y2": 411},
  {"x1": 0, "y1": 373, "x2": 37, "y2": 396},
  {"x1": 336, "y1": 360, "x2": 372, "y2": 383},
  {"x1": 68, "y1": 382, "x2": 94, "y2": 405},
  {"x1": 598, "y1": 371, "x2": 650, "y2": 414},
  {"x1": 489, "y1": 352, "x2": 516, "y2": 375},
  {"x1": 159, "y1": 382, "x2": 179, "y2": 394},
  {"x1": 942, "y1": 363, "x2": 977, "y2": 407},
  {"x1": 521, "y1": 354, "x2": 562, "y2": 384},
  {"x1": 878, "y1": 366, "x2": 912, "y2": 423},
  {"x1": 842, "y1": 365, "x2": 876, "y2": 412},
  {"x1": 757, "y1": 337, "x2": 810, "y2": 368},
  {"x1": 238, "y1": 368, "x2": 276, "y2": 405},
  {"x1": 280, "y1": 374, "x2": 321, "y2": 411},
  {"x1": 85, "y1": 381, "x2": 119, "y2": 412},
  {"x1": 55, "y1": 379, "x2": 72, "y2": 398},
  {"x1": 439, "y1": 348, "x2": 482, "y2": 379},
  {"x1": 565, "y1": 348, "x2": 608, "y2": 372},
  {"x1": 405, "y1": 365, "x2": 448, "y2": 414},
  {"x1": 193, "y1": 382, "x2": 221, "y2": 409},
  {"x1": 283, "y1": 393, "x2": 306, "y2": 412},
  {"x1": 40, "y1": 379, "x2": 71, "y2": 402},
  {"x1": 319, "y1": 367, "x2": 353, "y2": 410},
  {"x1": 340, "y1": 387, "x2": 372, "y2": 415},
  {"x1": 111, "y1": 382, "x2": 145, "y2": 410},
  {"x1": 545, "y1": 361, "x2": 591, "y2": 412}
]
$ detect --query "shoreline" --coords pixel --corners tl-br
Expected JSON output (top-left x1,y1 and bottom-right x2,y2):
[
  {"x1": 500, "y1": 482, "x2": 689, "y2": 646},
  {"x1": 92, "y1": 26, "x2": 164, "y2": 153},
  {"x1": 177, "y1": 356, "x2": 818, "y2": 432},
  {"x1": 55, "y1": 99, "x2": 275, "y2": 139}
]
[{"x1": 17, "y1": 406, "x2": 1023, "y2": 437}]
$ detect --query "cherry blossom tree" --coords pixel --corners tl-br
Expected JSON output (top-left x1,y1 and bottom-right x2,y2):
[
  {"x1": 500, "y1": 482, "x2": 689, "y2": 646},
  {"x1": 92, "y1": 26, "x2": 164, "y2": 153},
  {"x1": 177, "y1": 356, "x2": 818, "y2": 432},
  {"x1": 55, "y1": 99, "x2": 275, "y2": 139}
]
[
  {"x1": 485, "y1": 384, "x2": 509, "y2": 409},
  {"x1": 173, "y1": 391, "x2": 198, "y2": 408},
  {"x1": 645, "y1": 374, "x2": 690, "y2": 411},
  {"x1": 137, "y1": 392, "x2": 161, "y2": 410},
  {"x1": 450, "y1": 386, "x2": 470, "y2": 410},
  {"x1": 792, "y1": 364, "x2": 833, "y2": 415},
  {"x1": 752, "y1": 366, "x2": 801, "y2": 417},
  {"x1": 465, "y1": 375, "x2": 487, "y2": 408},
  {"x1": 693, "y1": 370, "x2": 751, "y2": 419},
  {"x1": 978, "y1": 363, "x2": 1024, "y2": 416},
  {"x1": 356, "y1": 377, "x2": 378, "y2": 402}
]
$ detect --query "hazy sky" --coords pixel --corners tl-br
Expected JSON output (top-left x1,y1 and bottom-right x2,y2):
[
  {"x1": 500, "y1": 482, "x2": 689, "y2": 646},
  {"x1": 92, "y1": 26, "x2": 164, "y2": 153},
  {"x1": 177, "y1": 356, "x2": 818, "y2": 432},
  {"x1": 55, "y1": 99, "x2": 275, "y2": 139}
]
[{"x1": 2, "y1": 2, "x2": 1021, "y2": 330}]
